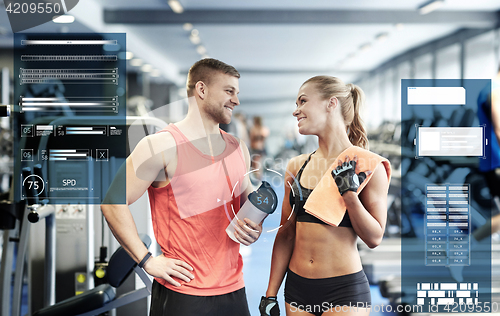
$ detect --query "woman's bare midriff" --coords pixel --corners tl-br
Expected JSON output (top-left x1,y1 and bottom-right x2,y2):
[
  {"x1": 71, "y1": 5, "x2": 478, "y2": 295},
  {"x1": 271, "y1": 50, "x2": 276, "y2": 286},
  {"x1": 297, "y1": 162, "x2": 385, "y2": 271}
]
[{"x1": 288, "y1": 221, "x2": 362, "y2": 279}]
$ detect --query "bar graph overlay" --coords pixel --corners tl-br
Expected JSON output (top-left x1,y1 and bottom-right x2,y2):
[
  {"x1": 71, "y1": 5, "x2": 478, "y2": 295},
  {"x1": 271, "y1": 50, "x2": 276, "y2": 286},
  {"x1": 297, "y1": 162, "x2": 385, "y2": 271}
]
[
  {"x1": 49, "y1": 149, "x2": 90, "y2": 161},
  {"x1": 425, "y1": 184, "x2": 470, "y2": 266},
  {"x1": 21, "y1": 55, "x2": 117, "y2": 62},
  {"x1": 20, "y1": 96, "x2": 118, "y2": 113},
  {"x1": 20, "y1": 68, "x2": 118, "y2": 85}
]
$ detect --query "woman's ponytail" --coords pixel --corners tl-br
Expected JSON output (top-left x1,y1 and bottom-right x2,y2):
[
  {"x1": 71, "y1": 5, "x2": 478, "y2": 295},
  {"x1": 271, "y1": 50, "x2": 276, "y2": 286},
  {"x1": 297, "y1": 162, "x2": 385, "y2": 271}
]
[{"x1": 346, "y1": 84, "x2": 368, "y2": 149}]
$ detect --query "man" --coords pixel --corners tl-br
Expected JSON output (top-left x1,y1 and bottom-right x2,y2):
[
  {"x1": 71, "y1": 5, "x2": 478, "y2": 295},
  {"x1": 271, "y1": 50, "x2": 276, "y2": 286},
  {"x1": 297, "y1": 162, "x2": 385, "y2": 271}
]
[
  {"x1": 478, "y1": 68, "x2": 500, "y2": 203},
  {"x1": 472, "y1": 69, "x2": 500, "y2": 246},
  {"x1": 101, "y1": 58, "x2": 261, "y2": 315},
  {"x1": 472, "y1": 70, "x2": 500, "y2": 245},
  {"x1": 449, "y1": 69, "x2": 500, "y2": 282}
]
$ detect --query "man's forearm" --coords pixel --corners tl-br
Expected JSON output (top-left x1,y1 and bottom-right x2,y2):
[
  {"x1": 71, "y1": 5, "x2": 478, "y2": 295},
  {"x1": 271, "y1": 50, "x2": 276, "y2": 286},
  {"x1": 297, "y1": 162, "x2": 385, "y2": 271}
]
[{"x1": 101, "y1": 204, "x2": 150, "y2": 263}]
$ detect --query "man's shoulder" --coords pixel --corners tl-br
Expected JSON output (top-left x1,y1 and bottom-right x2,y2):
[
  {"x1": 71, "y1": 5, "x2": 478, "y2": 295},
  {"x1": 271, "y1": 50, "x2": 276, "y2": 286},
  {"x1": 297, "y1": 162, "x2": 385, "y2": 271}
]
[
  {"x1": 148, "y1": 129, "x2": 176, "y2": 148},
  {"x1": 222, "y1": 130, "x2": 241, "y2": 145},
  {"x1": 129, "y1": 129, "x2": 177, "y2": 169}
]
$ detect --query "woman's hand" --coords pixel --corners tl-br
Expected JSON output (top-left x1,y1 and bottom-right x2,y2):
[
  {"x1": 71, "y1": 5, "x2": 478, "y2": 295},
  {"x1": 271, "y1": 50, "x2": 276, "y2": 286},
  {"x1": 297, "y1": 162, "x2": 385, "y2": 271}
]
[{"x1": 331, "y1": 155, "x2": 370, "y2": 195}]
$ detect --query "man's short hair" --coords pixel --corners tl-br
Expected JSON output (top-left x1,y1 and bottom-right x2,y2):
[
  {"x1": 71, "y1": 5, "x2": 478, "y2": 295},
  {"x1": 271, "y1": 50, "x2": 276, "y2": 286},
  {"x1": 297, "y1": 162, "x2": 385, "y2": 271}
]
[{"x1": 186, "y1": 58, "x2": 240, "y2": 96}]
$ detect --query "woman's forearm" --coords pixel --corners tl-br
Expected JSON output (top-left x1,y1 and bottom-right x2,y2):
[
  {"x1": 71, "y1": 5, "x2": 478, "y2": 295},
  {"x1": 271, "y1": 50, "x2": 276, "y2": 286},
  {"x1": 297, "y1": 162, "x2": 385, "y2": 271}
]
[{"x1": 342, "y1": 191, "x2": 384, "y2": 248}]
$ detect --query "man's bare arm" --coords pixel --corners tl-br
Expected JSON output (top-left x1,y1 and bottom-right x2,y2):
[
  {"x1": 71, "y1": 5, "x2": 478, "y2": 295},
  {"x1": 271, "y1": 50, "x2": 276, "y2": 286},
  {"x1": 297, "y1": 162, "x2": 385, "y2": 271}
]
[
  {"x1": 233, "y1": 139, "x2": 262, "y2": 245},
  {"x1": 101, "y1": 133, "x2": 194, "y2": 286},
  {"x1": 239, "y1": 140, "x2": 254, "y2": 205},
  {"x1": 491, "y1": 87, "x2": 500, "y2": 144}
]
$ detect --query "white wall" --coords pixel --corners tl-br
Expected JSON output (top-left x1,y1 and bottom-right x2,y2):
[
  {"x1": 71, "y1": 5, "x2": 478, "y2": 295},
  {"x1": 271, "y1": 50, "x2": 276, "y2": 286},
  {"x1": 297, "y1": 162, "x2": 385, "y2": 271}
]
[{"x1": 465, "y1": 30, "x2": 498, "y2": 79}]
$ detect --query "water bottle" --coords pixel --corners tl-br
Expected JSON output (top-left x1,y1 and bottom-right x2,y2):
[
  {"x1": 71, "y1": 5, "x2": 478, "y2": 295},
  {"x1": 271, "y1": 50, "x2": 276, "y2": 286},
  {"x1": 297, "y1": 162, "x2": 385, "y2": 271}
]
[{"x1": 226, "y1": 181, "x2": 278, "y2": 243}]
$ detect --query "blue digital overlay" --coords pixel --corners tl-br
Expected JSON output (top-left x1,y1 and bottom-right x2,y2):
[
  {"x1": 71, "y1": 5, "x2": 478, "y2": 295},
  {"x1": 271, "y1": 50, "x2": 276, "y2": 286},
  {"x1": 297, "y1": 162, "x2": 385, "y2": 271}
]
[
  {"x1": 401, "y1": 79, "x2": 493, "y2": 311},
  {"x1": 13, "y1": 33, "x2": 127, "y2": 205}
]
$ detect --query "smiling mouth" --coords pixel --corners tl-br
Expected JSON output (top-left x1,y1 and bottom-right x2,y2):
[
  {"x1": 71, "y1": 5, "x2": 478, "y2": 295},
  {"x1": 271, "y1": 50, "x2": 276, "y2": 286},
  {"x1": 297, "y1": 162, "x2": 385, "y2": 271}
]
[
  {"x1": 298, "y1": 117, "x2": 305, "y2": 122},
  {"x1": 224, "y1": 106, "x2": 233, "y2": 112}
]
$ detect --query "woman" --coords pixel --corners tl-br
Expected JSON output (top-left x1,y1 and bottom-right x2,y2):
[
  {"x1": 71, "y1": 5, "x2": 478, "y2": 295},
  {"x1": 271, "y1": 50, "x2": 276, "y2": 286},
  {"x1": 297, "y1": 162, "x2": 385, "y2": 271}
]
[{"x1": 260, "y1": 76, "x2": 391, "y2": 316}]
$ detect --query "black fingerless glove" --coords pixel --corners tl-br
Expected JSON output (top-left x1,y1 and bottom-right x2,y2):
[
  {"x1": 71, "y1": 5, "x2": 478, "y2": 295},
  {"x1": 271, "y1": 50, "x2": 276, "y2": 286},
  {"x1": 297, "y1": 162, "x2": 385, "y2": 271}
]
[
  {"x1": 259, "y1": 296, "x2": 280, "y2": 316},
  {"x1": 331, "y1": 159, "x2": 367, "y2": 195}
]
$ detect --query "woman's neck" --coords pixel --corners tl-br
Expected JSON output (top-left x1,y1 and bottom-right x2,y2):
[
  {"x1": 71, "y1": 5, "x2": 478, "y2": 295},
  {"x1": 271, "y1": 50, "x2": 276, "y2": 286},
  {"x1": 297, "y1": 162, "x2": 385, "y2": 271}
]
[{"x1": 315, "y1": 127, "x2": 353, "y2": 159}]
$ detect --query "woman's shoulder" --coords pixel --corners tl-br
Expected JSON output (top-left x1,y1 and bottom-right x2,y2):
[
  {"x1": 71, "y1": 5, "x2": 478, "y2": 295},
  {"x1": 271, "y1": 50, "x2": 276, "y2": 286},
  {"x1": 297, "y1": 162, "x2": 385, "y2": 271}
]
[{"x1": 347, "y1": 146, "x2": 389, "y2": 163}]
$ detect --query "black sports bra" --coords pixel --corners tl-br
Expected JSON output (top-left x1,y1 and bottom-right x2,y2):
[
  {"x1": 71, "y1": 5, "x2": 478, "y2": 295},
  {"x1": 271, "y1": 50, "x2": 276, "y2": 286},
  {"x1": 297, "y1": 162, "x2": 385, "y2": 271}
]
[{"x1": 289, "y1": 152, "x2": 352, "y2": 227}]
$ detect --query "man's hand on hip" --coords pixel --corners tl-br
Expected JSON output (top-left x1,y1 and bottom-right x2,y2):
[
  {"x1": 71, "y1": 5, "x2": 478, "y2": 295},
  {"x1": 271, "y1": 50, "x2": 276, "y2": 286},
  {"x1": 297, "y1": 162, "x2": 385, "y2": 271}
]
[{"x1": 143, "y1": 254, "x2": 194, "y2": 287}]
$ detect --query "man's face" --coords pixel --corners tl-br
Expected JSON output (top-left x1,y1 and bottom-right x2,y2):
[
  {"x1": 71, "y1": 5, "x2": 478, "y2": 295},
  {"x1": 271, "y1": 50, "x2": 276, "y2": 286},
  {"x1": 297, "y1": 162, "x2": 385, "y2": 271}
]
[{"x1": 203, "y1": 72, "x2": 240, "y2": 125}]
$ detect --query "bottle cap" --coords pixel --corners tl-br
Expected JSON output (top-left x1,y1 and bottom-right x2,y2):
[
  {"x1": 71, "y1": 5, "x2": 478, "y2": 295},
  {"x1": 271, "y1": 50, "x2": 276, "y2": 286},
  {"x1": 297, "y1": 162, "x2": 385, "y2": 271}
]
[{"x1": 248, "y1": 181, "x2": 278, "y2": 214}]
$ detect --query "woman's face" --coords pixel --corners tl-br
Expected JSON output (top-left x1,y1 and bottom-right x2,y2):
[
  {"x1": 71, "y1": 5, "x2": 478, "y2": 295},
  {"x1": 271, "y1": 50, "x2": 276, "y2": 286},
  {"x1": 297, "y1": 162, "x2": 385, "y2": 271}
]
[{"x1": 293, "y1": 82, "x2": 330, "y2": 135}]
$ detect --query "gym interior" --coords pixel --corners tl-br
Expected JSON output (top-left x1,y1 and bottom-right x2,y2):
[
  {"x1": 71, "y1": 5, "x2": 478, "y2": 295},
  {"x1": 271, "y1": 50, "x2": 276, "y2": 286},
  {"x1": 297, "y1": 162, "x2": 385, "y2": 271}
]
[{"x1": 1, "y1": 0, "x2": 500, "y2": 315}]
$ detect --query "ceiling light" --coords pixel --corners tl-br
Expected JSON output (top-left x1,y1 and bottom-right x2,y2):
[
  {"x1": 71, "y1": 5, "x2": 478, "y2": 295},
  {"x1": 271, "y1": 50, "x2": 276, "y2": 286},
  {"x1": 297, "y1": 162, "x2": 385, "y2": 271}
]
[
  {"x1": 189, "y1": 34, "x2": 201, "y2": 45},
  {"x1": 346, "y1": 52, "x2": 356, "y2": 60},
  {"x1": 418, "y1": 0, "x2": 444, "y2": 15},
  {"x1": 360, "y1": 43, "x2": 372, "y2": 52},
  {"x1": 141, "y1": 64, "x2": 153, "y2": 73},
  {"x1": 376, "y1": 32, "x2": 389, "y2": 42},
  {"x1": 395, "y1": 23, "x2": 404, "y2": 30},
  {"x1": 183, "y1": 23, "x2": 193, "y2": 31},
  {"x1": 168, "y1": 0, "x2": 184, "y2": 14},
  {"x1": 196, "y1": 45, "x2": 207, "y2": 55},
  {"x1": 151, "y1": 69, "x2": 161, "y2": 77},
  {"x1": 126, "y1": 52, "x2": 134, "y2": 60},
  {"x1": 191, "y1": 29, "x2": 199, "y2": 37},
  {"x1": 52, "y1": 15, "x2": 75, "y2": 23},
  {"x1": 130, "y1": 58, "x2": 143, "y2": 67}
]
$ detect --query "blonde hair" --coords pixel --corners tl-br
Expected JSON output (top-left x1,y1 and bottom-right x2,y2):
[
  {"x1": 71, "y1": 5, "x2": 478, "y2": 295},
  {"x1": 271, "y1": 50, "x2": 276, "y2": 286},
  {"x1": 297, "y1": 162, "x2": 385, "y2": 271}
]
[
  {"x1": 253, "y1": 116, "x2": 262, "y2": 127},
  {"x1": 302, "y1": 76, "x2": 368, "y2": 149}
]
